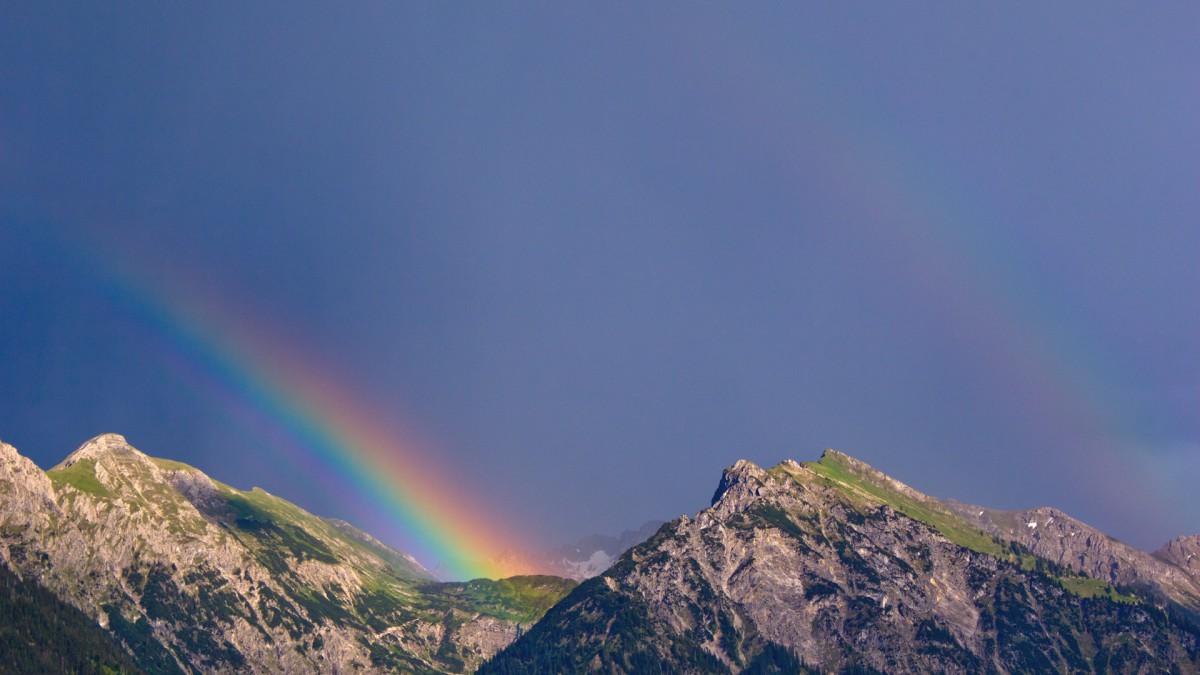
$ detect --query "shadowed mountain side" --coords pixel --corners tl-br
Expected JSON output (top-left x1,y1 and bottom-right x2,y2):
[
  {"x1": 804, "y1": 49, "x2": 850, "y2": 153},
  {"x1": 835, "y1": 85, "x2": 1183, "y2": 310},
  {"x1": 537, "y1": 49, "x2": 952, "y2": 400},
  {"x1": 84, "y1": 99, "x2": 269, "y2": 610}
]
[{"x1": 0, "y1": 560, "x2": 149, "y2": 675}]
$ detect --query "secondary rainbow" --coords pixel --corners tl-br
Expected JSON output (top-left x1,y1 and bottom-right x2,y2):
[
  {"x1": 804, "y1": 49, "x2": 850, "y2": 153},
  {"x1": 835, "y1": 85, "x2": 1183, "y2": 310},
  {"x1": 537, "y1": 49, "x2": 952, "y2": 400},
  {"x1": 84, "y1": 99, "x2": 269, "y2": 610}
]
[{"x1": 696, "y1": 26, "x2": 1168, "y2": 524}]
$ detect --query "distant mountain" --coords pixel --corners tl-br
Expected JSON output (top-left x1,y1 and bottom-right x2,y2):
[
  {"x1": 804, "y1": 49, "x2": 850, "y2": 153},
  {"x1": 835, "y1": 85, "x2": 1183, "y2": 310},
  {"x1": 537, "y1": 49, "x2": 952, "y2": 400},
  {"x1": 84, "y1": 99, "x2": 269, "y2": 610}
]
[
  {"x1": 543, "y1": 520, "x2": 666, "y2": 580},
  {"x1": 0, "y1": 434, "x2": 575, "y2": 674},
  {"x1": 498, "y1": 520, "x2": 667, "y2": 581},
  {"x1": 439, "y1": 521, "x2": 665, "y2": 582},
  {"x1": 482, "y1": 450, "x2": 1200, "y2": 673}
]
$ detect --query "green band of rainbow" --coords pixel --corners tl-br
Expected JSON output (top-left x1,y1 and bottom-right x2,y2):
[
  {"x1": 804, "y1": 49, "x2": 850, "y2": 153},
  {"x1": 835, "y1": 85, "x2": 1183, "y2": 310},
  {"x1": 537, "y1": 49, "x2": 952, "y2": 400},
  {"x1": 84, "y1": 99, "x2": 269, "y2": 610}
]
[{"x1": 96, "y1": 264, "x2": 527, "y2": 581}]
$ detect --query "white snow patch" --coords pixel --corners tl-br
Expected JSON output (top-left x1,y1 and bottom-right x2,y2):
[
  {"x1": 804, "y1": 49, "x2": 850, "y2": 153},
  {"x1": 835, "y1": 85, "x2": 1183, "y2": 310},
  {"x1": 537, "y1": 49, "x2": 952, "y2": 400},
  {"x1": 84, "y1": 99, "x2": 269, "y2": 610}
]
[
  {"x1": 562, "y1": 550, "x2": 615, "y2": 578},
  {"x1": 1027, "y1": 522, "x2": 1037, "y2": 529},
  {"x1": 978, "y1": 511, "x2": 984, "y2": 517}
]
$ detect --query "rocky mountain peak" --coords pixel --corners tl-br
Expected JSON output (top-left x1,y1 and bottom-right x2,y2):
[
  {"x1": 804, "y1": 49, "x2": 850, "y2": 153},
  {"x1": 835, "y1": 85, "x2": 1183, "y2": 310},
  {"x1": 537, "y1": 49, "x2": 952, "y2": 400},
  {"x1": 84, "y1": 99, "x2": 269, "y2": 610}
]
[
  {"x1": 0, "y1": 438, "x2": 57, "y2": 507},
  {"x1": 1156, "y1": 535, "x2": 1200, "y2": 577},
  {"x1": 0, "y1": 439, "x2": 21, "y2": 462},
  {"x1": 487, "y1": 449, "x2": 1200, "y2": 674},
  {"x1": 53, "y1": 433, "x2": 148, "y2": 471},
  {"x1": 818, "y1": 447, "x2": 848, "y2": 462},
  {"x1": 710, "y1": 458, "x2": 769, "y2": 508},
  {"x1": 0, "y1": 435, "x2": 574, "y2": 673}
]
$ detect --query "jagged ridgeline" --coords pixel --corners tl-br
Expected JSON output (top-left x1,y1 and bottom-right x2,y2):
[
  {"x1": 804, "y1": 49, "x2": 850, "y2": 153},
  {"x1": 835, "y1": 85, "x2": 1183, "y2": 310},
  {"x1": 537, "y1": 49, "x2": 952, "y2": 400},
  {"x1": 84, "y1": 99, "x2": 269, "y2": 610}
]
[
  {"x1": 0, "y1": 435, "x2": 575, "y2": 674},
  {"x1": 481, "y1": 451, "x2": 1200, "y2": 674},
  {"x1": 5, "y1": 434, "x2": 1200, "y2": 674}
]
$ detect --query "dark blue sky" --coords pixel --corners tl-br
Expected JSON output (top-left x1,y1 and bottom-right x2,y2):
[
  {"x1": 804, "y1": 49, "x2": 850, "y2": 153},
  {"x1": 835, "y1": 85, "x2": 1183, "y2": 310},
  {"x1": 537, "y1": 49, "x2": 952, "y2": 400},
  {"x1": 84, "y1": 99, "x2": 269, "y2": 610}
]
[{"x1": 1, "y1": 4, "x2": 1197, "y2": 558}]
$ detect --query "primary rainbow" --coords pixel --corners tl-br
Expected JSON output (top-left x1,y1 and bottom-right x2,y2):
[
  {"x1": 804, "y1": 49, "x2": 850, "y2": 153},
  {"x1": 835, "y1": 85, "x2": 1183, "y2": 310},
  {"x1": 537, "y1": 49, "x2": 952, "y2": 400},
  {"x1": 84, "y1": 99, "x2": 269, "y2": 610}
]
[{"x1": 94, "y1": 263, "x2": 529, "y2": 581}]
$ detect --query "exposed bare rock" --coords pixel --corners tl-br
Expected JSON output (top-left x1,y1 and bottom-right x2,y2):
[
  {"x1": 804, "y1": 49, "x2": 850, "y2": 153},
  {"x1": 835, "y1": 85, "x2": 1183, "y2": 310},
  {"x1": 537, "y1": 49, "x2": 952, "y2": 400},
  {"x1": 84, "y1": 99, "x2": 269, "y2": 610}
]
[
  {"x1": 0, "y1": 439, "x2": 58, "y2": 511},
  {"x1": 710, "y1": 457, "x2": 772, "y2": 509},
  {"x1": 484, "y1": 451, "x2": 1200, "y2": 674},
  {"x1": 1157, "y1": 535, "x2": 1200, "y2": 578},
  {"x1": 455, "y1": 616, "x2": 520, "y2": 656},
  {"x1": 944, "y1": 501, "x2": 1200, "y2": 613},
  {"x1": 51, "y1": 432, "x2": 149, "y2": 469},
  {"x1": 0, "y1": 434, "x2": 575, "y2": 674}
]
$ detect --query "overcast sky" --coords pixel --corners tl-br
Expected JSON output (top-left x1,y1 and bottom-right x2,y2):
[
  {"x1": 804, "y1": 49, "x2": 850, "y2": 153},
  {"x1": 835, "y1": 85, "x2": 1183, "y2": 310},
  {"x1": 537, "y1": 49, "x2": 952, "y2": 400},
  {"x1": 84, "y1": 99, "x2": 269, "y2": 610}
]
[{"x1": 1, "y1": 4, "x2": 1197, "y2": 561}]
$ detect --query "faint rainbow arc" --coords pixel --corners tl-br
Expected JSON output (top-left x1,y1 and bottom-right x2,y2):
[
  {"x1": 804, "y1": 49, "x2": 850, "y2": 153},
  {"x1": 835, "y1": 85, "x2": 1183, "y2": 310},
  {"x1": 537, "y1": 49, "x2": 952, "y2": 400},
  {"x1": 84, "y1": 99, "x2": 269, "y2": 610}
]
[
  {"x1": 784, "y1": 66, "x2": 1166, "y2": 512},
  {"x1": 697, "y1": 27, "x2": 1151, "y2": 505}
]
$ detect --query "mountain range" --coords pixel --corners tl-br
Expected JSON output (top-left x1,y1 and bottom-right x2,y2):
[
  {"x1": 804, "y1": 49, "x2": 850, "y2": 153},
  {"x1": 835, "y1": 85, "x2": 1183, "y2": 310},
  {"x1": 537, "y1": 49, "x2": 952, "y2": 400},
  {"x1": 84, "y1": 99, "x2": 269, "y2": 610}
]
[
  {"x1": 2, "y1": 434, "x2": 1198, "y2": 673},
  {"x1": 0, "y1": 434, "x2": 574, "y2": 673}
]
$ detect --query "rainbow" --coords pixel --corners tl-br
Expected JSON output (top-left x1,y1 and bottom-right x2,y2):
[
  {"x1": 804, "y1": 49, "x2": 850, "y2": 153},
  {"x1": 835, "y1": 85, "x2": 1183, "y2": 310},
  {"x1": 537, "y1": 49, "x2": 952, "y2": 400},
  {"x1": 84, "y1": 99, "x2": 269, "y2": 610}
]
[
  {"x1": 691, "y1": 27, "x2": 1176, "y2": 530},
  {"x1": 50, "y1": 28, "x2": 1186, "y2": 561},
  {"x1": 90, "y1": 261, "x2": 531, "y2": 581},
  {"x1": 805, "y1": 79, "x2": 1187, "y2": 527}
]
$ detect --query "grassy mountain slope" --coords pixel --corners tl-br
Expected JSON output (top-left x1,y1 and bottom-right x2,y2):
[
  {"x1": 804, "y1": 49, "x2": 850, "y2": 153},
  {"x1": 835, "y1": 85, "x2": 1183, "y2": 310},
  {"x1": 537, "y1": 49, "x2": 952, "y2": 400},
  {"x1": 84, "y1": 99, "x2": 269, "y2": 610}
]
[{"x1": 1, "y1": 434, "x2": 576, "y2": 674}]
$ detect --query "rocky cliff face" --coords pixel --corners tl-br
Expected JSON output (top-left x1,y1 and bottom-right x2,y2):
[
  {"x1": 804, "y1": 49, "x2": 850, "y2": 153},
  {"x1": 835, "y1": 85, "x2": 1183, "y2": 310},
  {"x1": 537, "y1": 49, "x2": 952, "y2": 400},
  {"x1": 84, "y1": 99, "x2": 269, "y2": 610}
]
[
  {"x1": 7, "y1": 436, "x2": 1199, "y2": 674},
  {"x1": 1158, "y1": 536, "x2": 1200, "y2": 578},
  {"x1": 482, "y1": 451, "x2": 1200, "y2": 673},
  {"x1": 0, "y1": 435, "x2": 574, "y2": 674},
  {"x1": 943, "y1": 502, "x2": 1200, "y2": 617}
]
